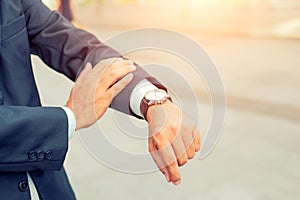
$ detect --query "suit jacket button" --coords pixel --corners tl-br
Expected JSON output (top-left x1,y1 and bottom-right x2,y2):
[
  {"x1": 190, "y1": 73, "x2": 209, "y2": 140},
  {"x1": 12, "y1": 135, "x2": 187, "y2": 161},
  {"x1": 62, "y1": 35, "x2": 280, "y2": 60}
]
[
  {"x1": 36, "y1": 150, "x2": 44, "y2": 160},
  {"x1": 45, "y1": 151, "x2": 53, "y2": 160},
  {"x1": 28, "y1": 151, "x2": 36, "y2": 161},
  {"x1": 18, "y1": 181, "x2": 28, "y2": 192}
]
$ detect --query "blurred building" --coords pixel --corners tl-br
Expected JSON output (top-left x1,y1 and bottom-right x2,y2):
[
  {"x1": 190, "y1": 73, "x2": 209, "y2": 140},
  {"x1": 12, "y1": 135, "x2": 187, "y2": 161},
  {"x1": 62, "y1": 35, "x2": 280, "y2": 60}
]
[{"x1": 88, "y1": 0, "x2": 300, "y2": 7}]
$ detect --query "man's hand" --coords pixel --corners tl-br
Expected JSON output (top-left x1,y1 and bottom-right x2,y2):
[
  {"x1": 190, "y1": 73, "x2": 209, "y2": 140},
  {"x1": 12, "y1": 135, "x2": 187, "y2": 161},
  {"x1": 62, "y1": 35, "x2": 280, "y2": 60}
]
[
  {"x1": 67, "y1": 58, "x2": 136, "y2": 130},
  {"x1": 147, "y1": 100, "x2": 201, "y2": 185}
]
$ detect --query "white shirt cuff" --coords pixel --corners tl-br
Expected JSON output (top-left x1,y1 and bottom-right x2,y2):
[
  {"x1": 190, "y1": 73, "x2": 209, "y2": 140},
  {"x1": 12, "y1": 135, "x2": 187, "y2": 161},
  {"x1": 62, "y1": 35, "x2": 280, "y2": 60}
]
[
  {"x1": 27, "y1": 173, "x2": 39, "y2": 200},
  {"x1": 129, "y1": 79, "x2": 158, "y2": 118},
  {"x1": 61, "y1": 107, "x2": 76, "y2": 140}
]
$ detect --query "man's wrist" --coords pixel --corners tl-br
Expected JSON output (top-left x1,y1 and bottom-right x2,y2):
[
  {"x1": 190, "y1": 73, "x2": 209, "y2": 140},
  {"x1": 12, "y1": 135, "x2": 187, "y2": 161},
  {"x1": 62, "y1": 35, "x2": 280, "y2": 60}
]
[
  {"x1": 145, "y1": 99, "x2": 173, "y2": 122},
  {"x1": 140, "y1": 89, "x2": 172, "y2": 120},
  {"x1": 61, "y1": 107, "x2": 76, "y2": 140},
  {"x1": 129, "y1": 79, "x2": 158, "y2": 118}
]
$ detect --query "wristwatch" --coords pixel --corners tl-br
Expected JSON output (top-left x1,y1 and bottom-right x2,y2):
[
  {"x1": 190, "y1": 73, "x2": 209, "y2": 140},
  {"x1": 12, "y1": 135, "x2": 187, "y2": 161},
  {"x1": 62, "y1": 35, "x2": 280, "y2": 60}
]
[{"x1": 140, "y1": 89, "x2": 172, "y2": 120}]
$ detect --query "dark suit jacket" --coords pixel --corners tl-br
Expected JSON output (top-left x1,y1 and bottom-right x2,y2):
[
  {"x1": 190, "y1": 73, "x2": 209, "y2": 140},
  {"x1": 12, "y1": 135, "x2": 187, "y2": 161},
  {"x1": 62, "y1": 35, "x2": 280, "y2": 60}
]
[{"x1": 0, "y1": 0, "x2": 165, "y2": 199}]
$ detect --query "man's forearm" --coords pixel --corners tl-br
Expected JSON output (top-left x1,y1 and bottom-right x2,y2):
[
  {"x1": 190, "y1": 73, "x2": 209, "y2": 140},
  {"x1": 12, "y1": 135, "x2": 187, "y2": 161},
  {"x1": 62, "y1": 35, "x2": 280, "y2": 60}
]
[
  {"x1": 23, "y1": 0, "x2": 167, "y2": 118},
  {"x1": 0, "y1": 106, "x2": 68, "y2": 172}
]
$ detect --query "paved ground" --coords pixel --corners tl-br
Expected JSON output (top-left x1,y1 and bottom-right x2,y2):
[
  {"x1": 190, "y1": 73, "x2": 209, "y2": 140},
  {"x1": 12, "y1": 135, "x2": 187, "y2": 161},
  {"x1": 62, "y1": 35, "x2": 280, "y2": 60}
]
[{"x1": 33, "y1": 3, "x2": 300, "y2": 200}]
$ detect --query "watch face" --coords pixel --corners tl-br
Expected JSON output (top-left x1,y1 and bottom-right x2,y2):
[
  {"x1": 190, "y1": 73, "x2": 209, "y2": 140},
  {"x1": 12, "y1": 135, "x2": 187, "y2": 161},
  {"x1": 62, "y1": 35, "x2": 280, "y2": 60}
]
[{"x1": 145, "y1": 89, "x2": 168, "y2": 101}]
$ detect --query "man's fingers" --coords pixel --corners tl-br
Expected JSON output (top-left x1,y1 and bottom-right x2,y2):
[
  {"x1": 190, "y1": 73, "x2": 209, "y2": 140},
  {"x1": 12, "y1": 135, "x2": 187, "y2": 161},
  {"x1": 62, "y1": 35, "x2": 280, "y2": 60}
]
[
  {"x1": 176, "y1": 150, "x2": 188, "y2": 167},
  {"x1": 182, "y1": 132, "x2": 196, "y2": 159},
  {"x1": 149, "y1": 147, "x2": 171, "y2": 182},
  {"x1": 157, "y1": 143, "x2": 181, "y2": 185},
  {"x1": 76, "y1": 63, "x2": 92, "y2": 82},
  {"x1": 171, "y1": 136, "x2": 188, "y2": 166},
  {"x1": 101, "y1": 61, "x2": 136, "y2": 90},
  {"x1": 92, "y1": 57, "x2": 122, "y2": 75},
  {"x1": 166, "y1": 161, "x2": 181, "y2": 185},
  {"x1": 93, "y1": 57, "x2": 134, "y2": 76},
  {"x1": 194, "y1": 129, "x2": 201, "y2": 152},
  {"x1": 109, "y1": 73, "x2": 134, "y2": 98}
]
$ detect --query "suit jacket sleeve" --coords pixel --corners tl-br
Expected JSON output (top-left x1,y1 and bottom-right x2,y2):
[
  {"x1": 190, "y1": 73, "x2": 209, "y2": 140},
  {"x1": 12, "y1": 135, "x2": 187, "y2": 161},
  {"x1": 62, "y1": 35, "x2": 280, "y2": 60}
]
[
  {"x1": 0, "y1": 106, "x2": 68, "y2": 172},
  {"x1": 23, "y1": 0, "x2": 167, "y2": 116}
]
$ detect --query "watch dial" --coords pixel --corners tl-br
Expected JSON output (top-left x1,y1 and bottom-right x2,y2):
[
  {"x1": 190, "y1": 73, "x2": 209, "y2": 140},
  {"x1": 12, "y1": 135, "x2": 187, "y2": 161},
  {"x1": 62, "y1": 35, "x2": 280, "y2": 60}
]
[
  {"x1": 145, "y1": 89, "x2": 167, "y2": 101},
  {"x1": 145, "y1": 91, "x2": 157, "y2": 101},
  {"x1": 156, "y1": 91, "x2": 166, "y2": 99}
]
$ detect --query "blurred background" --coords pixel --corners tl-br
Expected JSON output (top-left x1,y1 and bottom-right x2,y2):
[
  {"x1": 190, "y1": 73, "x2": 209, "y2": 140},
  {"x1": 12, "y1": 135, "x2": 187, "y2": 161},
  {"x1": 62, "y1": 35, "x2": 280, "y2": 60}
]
[{"x1": 35, "y1": 0, "x2": 300, "y2": 199}]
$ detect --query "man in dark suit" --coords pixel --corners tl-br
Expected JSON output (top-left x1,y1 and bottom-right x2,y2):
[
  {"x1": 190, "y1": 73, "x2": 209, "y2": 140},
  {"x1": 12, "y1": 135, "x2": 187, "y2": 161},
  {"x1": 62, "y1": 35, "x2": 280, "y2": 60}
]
[{"x1": 0, "y1": 0, "x2": 200, "y2": 199}]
